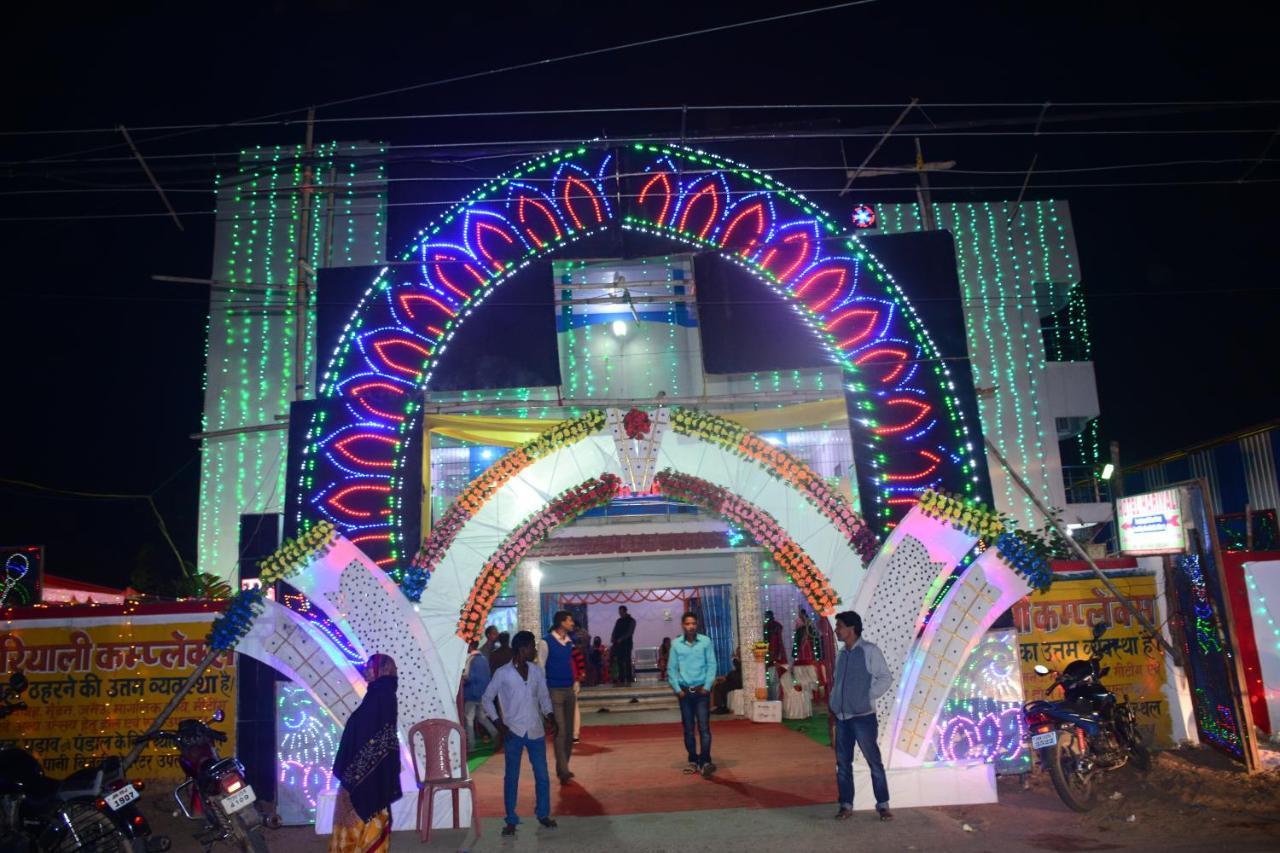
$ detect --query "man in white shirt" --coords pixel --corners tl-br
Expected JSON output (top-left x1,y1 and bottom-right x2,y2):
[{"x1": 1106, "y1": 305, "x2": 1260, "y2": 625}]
[
  {"x1": 829, "y1": 610, "x2": 894, "y2": 821},
  {"x1": 481, "y1": 630, "x2": 560, "y2": 836}
]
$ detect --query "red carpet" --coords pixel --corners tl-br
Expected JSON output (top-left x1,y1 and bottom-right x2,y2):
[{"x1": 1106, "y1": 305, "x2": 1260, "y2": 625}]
[{"x1": 470, "y1": 720, "x2": 837, "y2": 818}]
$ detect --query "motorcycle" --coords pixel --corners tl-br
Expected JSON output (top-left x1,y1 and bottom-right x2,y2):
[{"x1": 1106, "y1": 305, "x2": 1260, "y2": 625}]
[
  {"x1": 1023, "y1": 621, "x2": 1152, "y2": 811},
  {"x1": 0, "y1": 672, "x2": 166, "y2": 853},
  {"x1": 137, "y1": 710, "x2": 274, "y2": 853}
]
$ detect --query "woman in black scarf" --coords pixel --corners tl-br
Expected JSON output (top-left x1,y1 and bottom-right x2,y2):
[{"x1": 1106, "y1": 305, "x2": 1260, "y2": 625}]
[{"x1": 330, "y1": 654, "x2": 402, "y2": 853}]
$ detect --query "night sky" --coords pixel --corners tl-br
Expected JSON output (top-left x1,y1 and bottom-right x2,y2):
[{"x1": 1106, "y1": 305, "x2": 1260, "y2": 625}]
[{"x1": 2, "y1": 1, "x2": 1276, "y2": 587}]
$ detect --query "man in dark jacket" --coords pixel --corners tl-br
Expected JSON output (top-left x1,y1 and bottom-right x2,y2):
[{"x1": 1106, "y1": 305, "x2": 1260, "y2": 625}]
[{"x1": 610, "y1": 605, "x2": 636, "y2": 685}]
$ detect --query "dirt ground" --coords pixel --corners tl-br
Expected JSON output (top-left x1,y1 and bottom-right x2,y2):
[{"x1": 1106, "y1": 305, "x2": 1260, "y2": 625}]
[{"x1": 139, "y1": 746, "x2": 1280, "y2": 852}]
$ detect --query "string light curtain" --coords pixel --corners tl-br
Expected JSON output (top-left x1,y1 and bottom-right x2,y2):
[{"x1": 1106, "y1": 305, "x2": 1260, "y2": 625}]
[{"x1": 691, "y1": 585, "x2": 734, "y2": 676}]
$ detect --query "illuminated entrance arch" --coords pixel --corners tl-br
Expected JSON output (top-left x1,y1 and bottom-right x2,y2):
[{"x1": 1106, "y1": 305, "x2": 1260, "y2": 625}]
[{"x1": 296, "y1": 143, "x2": 986, "y2": 571}]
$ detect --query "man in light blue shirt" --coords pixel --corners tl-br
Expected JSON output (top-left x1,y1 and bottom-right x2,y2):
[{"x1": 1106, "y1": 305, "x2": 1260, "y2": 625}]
[
  {"x1": 667, "y1": 612, "x2": 718, "y2": 777},
  {"x1": 481, "y1": 630, "x2": 559, "y2": 836}
]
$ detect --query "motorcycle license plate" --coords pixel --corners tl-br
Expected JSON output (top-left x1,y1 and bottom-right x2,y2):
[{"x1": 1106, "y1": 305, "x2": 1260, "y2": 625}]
[
  {"x1": 222, "y1": 784, "x2": 256, "y2": 815},
  {"x1": 103, "y1": 784, "x2": 140, "y2": 811},
  {"x1": 1031, "y1": 732, "x2": 1058, "y2": 750}
]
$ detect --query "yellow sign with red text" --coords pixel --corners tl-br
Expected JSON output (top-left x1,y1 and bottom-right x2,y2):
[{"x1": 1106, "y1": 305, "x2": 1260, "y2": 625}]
[
  {"x1": 1013, "y1": 574, "x2": 1174, "y2": 748},
  {"x1": 0, "y1": 612, "x2": 235, "y2": 780}
]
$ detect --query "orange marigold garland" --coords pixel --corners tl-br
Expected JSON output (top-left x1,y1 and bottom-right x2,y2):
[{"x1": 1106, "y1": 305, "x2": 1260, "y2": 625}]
[
  {"x1": 654, "y1": 469, "x2": 840, "y2": 616},
  {"x1": 667, "y1": 408, "x2": 878, "y2": 563},
  {"x1": 404, "y1": 410, "x2": 607, "y2": 600},
  {"x1": 456, "y1": 474, "x2": 621, "y2": 639}
]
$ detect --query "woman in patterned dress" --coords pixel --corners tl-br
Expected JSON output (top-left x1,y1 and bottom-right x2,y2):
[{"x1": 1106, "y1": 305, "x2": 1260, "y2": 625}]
[{"x1": 330, "y1": 654, "x2": 402, "y2": 853}]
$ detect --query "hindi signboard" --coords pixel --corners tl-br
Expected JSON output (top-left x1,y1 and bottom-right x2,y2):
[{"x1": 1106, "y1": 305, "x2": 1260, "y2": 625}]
[
  {"x1": 1014, "y1": 574, "x2": 1174, "y2": 747},
  {"x1": 1117, "y1": 487, "x2": 1187, "y2": 556},
  {"x1": 0, "y1": 604, "x2": 235, "y2": 780}
]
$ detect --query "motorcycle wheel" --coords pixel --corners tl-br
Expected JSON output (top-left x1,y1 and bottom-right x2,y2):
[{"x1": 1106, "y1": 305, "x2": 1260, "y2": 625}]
[
  {"x1": 50, "y1": 802, "x2": 129, "y2": 853},
  {"x1": 1122, "y1": 721, "x2": 1152, "y2": 772},
  {"x1": 231, "y1": 815, "x2": 269, "y2": 853},
  {"x1": 1045, "y1": 736, "x2": 1096, "y2": 812}
]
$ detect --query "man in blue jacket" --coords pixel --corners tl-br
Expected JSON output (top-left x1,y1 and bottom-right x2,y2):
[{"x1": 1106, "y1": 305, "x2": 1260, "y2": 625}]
[{"x1": 667, "y1": 612, "x2": 718, "y2": 777}]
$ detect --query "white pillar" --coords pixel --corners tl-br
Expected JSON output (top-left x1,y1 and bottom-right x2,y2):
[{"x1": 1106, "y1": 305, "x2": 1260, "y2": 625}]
[
  {"x1": 517, "y1": 559, "x2": 542, "y2": 636},
  {"x1": 1146, "y1": 555, "x2": 1200, "y2": 746},
  {"x1": 734, "y1": 550, "x2": 765, "y2": 715}
]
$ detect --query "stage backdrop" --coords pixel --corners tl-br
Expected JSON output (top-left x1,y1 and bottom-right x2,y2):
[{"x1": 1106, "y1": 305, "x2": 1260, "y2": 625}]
[
  {"x1": 1013, "y1": 574, "x2": 1175, "y2": 747},
  {"x1": 0, "y1": 603, "x2": 235, "y2": 781}
]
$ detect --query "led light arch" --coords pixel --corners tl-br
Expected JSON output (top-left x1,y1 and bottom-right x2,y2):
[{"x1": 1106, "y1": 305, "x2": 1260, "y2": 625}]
[{"x1": 296, "y1": 143, "x2": 984, "y2": 571}]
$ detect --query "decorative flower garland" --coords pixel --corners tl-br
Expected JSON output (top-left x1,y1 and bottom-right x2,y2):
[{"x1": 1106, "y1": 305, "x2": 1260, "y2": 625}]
[
  {"x1": 668, "y1": 408, "x2": 879, "y2": 563},
  {"x1": 405, "y1": 410, "x2": 608, "y2": 599},
  {"x1": 207, "y1": 587, "x2": 265, "y2": 652},
  {"x1": 917, "y1": 489, "x2": 1005, "y2": 540},
  {"x1": 258, "y1": 521, "x2": 339, "y2": 585},
  {"x1": 623, "y1": 407, "x2": 653, "y2": 439},
  {"x1": 654, "y1": 470, "x2": 839, "y2": 616},
  {"x1": 455, "y1": 474, "x2": 622, "y2": 639},
  {"x1": 992, "y1": 531, "x2": 1053, "y2": 591},
  {"x1": 206, "y1": 521, "x2": 341, "y2": 654}
]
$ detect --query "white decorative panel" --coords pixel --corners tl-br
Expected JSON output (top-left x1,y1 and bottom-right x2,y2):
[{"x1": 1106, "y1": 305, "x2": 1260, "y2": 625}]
[
  {"x1": 333, "y1": 560, "x2": 455, "y2": 727},
  {"x1": 888, "y1": 548, "x2": 1032, "y2": 767},
  {"x1": 858, "y1": 535, "x2": 948, "y2": 730},
  {"x1": 237, "y1": 599, "x2": 365, "y2": 726}
]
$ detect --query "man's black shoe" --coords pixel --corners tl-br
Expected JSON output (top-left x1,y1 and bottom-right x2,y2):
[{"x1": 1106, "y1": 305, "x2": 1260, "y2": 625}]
[
  {"x1": 502, "y1": 823, "x2": 517, "y2": 836},
  {"x1": 538, "y1": 817, "x2": 559, "y2": 829}
]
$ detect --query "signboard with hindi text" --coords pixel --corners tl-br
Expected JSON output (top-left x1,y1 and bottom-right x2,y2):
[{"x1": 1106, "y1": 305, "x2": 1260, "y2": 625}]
[
  {"x1": 1117, "y1": 488, "x2": 1187, "y2": 556},
  {"x1": 0, "y1": 604, "x2": 235, "y2": 781},
  {"x1": 1014, "y1": 573, "x2": 1174, "y2": 747}
]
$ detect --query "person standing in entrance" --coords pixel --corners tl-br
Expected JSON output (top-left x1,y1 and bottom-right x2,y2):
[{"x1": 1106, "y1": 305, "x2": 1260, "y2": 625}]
[
  {"x1": 536, "y1": 610, "x2": 578, "y2": 784},
  {"x1": 829, "y1": 610, "x2": 894, "y2": 821},
  {"x1": 667, "y1": 612, "x2": 718, "y2": 777},
  {"x1": 611, "y1": 605, "x2": 636, "y2": 686},
  {"x1": 481, "y1": 631, "x2": 559, "y2": 837}
]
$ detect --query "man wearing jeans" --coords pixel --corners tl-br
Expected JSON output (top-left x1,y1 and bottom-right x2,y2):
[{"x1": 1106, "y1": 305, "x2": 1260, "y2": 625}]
[
  {"x1": 667, "y1": 612, "x2": 718, "y2": 777},
  {"x1": 829, "y1": 610, "x2": 894, "y2": 821},
  {"x1": 481, "y1": 631, "x2": 559, "y2": 837},
  {"x1": 536, "y1": 610, "x2": 578, "y2": 784}
]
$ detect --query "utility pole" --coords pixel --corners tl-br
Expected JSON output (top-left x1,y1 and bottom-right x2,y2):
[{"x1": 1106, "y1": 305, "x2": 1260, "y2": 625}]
[{"x1": 294, "y1": 108, "x2": 317, "y2": 402}]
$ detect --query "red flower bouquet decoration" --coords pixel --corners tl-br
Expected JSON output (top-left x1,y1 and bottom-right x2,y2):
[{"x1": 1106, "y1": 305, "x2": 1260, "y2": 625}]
[{"x1": 623, "y1": 407, "x2": 652, "y2": 440}]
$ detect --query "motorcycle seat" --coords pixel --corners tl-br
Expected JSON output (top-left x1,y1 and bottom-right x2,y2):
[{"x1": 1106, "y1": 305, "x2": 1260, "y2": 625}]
[
  {"x1": 1060, "y1": 700, "x2": 1101, "y2": 719},
  {"x1": 57, "y1": 767, "x2": 104, "y2": 798}
]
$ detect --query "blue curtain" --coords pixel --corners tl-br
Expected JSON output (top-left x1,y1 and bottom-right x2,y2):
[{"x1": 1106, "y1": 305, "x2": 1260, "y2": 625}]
[
  {"x1": 539, "y1": 592, "x2": 560, "y2": 634},
  {"x1": 695, "y1": 585, "x2": 734, "y2": 676}
]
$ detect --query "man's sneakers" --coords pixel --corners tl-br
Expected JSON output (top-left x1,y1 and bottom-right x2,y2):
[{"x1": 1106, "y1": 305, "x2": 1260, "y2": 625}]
[
  {"x1": 682, "y1": 761, "x2": 716, "y2": 777},
  {"x1": 505, "y1": 817, "x2": 559, "y2": 836},
  {"x1": 834, "y1": 806, "x2": 894, "y2": 821}
]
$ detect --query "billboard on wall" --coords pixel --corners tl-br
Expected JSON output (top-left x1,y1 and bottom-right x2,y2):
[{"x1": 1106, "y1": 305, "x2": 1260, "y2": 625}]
[
  {"x1": 1118, "y1": 487, "x2": 1188, "y2": 555},
  {"x1": 0, "y1": 605, "x2": 235, "y2": 780},
  {"x1": 1014, "y1": 574, "x2": 1175, "y2": 747}
]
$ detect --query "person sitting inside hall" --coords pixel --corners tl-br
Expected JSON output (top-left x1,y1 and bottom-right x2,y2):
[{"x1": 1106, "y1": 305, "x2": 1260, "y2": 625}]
[{"x1": 710, "y1": 652, "x2": 742, "y2": 715}]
